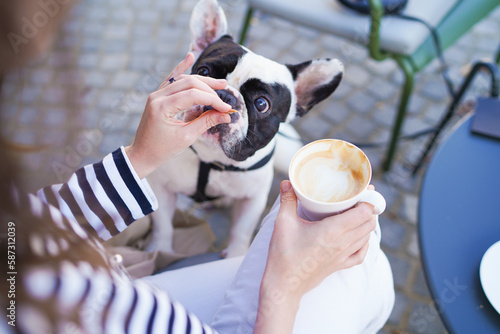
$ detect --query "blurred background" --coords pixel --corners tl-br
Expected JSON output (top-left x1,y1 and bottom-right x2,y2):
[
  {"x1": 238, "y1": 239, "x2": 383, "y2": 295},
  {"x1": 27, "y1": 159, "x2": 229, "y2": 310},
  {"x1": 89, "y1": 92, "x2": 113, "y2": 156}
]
[{"x1": 2, "y1": 0, "x2": 500, "y2": 332}]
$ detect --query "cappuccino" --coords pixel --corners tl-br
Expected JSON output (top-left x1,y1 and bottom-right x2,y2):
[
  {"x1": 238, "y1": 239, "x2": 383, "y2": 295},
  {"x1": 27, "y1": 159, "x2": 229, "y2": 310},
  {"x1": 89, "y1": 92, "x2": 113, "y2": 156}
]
[{"x1": 291, "y1": 140, "x2": 369, "y2": 203}]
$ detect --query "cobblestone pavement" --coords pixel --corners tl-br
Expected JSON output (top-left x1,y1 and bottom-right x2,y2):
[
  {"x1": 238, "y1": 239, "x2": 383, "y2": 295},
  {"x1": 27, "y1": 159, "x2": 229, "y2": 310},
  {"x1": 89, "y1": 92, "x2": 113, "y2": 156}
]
[{"x1": 2, "y1": 0, "x2": 500, "y2": 332}]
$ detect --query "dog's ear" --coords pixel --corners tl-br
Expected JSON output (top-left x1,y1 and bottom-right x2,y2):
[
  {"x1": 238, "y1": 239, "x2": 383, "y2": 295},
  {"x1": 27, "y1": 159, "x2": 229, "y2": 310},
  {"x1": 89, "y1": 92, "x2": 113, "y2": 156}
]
[
  {"x1": 286, "y1": 58, "x2": 344, "y2": 117},
  {"x1": 190, "y1": 0, "x2": 229, "y2": 58}
]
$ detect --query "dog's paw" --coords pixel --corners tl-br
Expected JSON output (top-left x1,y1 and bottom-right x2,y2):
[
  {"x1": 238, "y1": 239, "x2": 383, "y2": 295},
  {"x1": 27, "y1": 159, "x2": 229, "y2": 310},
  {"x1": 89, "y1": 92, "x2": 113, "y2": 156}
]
[{"x1": 221, "y1": 243, "x2": 248, "y2": 258}]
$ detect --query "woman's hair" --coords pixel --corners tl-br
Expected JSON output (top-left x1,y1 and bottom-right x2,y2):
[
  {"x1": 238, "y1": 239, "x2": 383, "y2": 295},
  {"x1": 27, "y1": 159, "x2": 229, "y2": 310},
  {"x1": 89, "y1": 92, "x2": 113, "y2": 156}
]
[
  {"x1": 0, "y1": 1, "x2": 72, "y2": 73},
  {"x1": 0, "y1": 2, "x2": 103, "y2": 330}
]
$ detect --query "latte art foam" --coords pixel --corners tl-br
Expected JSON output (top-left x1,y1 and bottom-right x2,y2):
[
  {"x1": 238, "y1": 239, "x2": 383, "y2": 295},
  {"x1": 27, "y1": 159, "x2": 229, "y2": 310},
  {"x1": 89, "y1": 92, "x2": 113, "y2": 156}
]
[{"x1": 291, "y1": 140, "x2": 369, "y2": 203}]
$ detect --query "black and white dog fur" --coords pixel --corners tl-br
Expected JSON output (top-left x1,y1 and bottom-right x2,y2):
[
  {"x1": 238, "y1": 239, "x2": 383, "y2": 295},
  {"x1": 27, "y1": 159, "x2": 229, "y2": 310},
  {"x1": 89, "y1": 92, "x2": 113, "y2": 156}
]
[{"x1": 146, "y1": 0, "x2": 344, "y2": 258}]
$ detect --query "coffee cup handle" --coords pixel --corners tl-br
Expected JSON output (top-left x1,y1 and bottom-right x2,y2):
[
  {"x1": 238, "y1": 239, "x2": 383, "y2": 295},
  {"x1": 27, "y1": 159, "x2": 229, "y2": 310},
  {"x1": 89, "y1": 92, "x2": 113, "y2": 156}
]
[{"x1": 359, "y1": 190, "x2": 386, "y2": 215}]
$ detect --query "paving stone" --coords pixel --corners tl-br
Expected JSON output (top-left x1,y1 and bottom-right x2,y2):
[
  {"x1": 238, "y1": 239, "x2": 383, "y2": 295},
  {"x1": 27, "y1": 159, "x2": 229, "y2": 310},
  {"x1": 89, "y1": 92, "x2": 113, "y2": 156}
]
[
  {"x1": 82, "y1": 22, "x2": 104, "y2": 36},
  {"x1": 86, "y1": 7, "x2": 109, "y2": 22},
  {"x1": 371, "y1": 177, "x2": 398, "y2": 210},
  {"x1": 111, "y1": 8, "x2": 134, "y2": 22},
  {"x1": 129, "y1": 55, "x2": 156, "y2": 71},
  {"x1": 78, "y1": 53, "x2": 100, "y2": 69},
  {"x1": 388, "y1": 291, "x2": 409, "y2": 324},
  {"x1": 408, "y1": 301, "x2": 447, "y2": 334},
  {"x1": 268, "y1": 29, "x2": 296, "y2": 49},
  {"x1": 423, "y1": 102, "x2": 447, "y2": 124},
  {"x1": 138, "y1": 9, "x2": 161, "y2": 23},
  {"x1": 380, "y1": 217, "x2": 407, "y2": 251},
  {"x1": 43, "y1": 108, "x2": 67, "y2": 126},
  {"x1": 320, "y1": 101, "x2": 350, "y2": 124},
  {"x1": 99, "y1": 133, "x2": 131, "y2": 155},
  {"x1": 413, "y1": 268, "x2": 431, "y2": 297},
  {"x1": 18, "y1": 107, "x2": 39, "y2": 125},
  {"x1": 41, "y1": 129, "x2": 70, "y2": 147},
  {"x1": 402, "y1": 116, "x2": 433, "y2": 137},
  {"x1": 385, "y1": 253, "x2": 410, "y2": 288},
  {"x1": 20, "y1": 86, "x2": 41, "y2": 104},
  {"x1": 407, "y1": 232, "x2": 421, "y2": 258},
  {"x1": 407, "y1": 93, "x2": 428, "y2": 115},
  {"x1": 292, "y1": 38, "x2": 321, "y2": 60},
  {"x1": 390, "y1": 68, "x2": 405, "y2": 86},
  {"x1": 97, "y1": 90, "x2": 125, "y2": 110},
  {"x1": 346, "y1": 91, "x2": 377, "y2": 114},
  {"x1": 372, "y1": 103, "x2": 396, "y2": 128},
  {"x1": 298, "y1": 115, "x2": 333, "y2": 140},
  {"x1": 84, "y1": 71, "x2": 109, "y2": 88},
  {"x1": 13, "y1": 129, "x2": 37, "y2": 145},
  {"x1": 110, "y1": 71, "x2": 140, "y2": 90},
  {"x1": 29, "y1": 69, "x2": 53, "y2": 84},
  {"x1": 401, "y1": 193, "x2": 419, "y2": 225},
  {"x1": 367, "y1": 77, "x2": 398, "y2": 101},
  {"x1": 101, "y1": 54, "x2": 129, "y2": 71},
  {"x1": 319, "y1": 34, "x2": 346, "y2": 54},
  {"x1": 332, "y1": 80, "x2": 353, "y2": 100},
  {"x1": 420, "y1": 79, "x2": 449, "y2": 102},
  {"x1": 81, "y1": 37, "x2": 101, "y2": 52},
  {"x1": 42, "y1": 87, "x2": 66, "y2": 105},
  {"x1": 472, "y1": 17, "x2": 500, "y2": 37},
  {"x1": 103, "y1": 40, "x2": 129, "y2": 53},
  {"x1": 295, "y1": 25, "x2": 321, "y2": 40},
  {"x1": 343, "y1": 65, "x2": 371, "y2": 87},
  {"x1": 104, "y1": 25, "x2": 130, "y2": 40},
  {"x1": 345, "y1": 114, "x2": 378, "y2": 138}
]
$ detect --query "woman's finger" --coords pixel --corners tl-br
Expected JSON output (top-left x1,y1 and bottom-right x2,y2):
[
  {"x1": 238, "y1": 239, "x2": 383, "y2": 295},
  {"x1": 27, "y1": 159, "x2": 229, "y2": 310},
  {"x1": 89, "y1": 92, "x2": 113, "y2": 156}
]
[
  {"x1": 159, "y1": 53, "x2": 196, "y2": 89},
  {"x1": 152, "y1": 89, "x2": 231, "y2": 118},
  {"x1": 153, "y1": 75, "x2": 227, "y2": 101},
  {"x1": 342, "y1": 241, "x2": 370, "y2": 269},
  {"x1": 183, "y1": 110, "x2": 231, "y2": 142},
  {"x1": 324, "y1": 202, "x2": 374, "y2": 233}
]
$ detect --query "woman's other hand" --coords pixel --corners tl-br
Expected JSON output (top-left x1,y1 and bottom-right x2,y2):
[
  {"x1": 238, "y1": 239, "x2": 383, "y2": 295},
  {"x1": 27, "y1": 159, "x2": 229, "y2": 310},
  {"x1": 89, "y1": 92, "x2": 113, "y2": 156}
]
[{"x1": 255, "y1": 180, "x2": 377, "y2": 333}]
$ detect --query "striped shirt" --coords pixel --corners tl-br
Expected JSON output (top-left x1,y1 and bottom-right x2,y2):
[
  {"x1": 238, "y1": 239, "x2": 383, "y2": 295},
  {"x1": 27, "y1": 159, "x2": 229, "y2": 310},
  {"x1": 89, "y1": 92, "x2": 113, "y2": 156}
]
[{"x1": 5, "y1": 147, "x2": 217, "y2": 334}]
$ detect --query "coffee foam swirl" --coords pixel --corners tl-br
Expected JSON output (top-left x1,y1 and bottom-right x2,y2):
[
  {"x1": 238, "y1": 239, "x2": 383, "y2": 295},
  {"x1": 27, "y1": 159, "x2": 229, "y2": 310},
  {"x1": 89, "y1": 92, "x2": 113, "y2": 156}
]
[{"x1": 292, "y1": 140, "x2": 368, "y2": 203}]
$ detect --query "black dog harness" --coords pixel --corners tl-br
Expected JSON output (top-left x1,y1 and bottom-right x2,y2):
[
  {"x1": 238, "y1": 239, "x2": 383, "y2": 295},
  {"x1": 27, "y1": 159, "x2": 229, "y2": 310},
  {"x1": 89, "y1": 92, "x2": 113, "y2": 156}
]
[{"x1": 189, "y1": 146, "x2": 275, "y2": 203}]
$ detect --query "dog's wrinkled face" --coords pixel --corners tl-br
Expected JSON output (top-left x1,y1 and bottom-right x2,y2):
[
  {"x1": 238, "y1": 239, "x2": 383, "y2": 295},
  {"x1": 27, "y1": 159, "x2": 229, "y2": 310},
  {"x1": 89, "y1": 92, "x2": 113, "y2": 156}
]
[
  {"x1": 183, "y1": 0, "x2": 344, "y2": 162},
  {"x1": 189, "y1": 36, "x2": 294, "y2": 161}
]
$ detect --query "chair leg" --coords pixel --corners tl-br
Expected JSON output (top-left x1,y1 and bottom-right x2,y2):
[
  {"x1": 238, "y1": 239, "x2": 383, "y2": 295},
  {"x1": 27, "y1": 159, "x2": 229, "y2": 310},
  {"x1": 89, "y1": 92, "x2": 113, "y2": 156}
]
[
  {"x1": 382, "y1": 57, "x2": 415, "y2": 172},
  {"x1": 239, "y1": 7, "x2": 254, "y2": 45}
]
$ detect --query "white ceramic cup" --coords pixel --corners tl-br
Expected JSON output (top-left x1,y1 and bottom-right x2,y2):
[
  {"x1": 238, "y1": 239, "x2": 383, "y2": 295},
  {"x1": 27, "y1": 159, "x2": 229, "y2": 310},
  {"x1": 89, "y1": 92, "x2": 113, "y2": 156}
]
[{"x1": 289, "y1": 139, "x2": 386, "y2": 221}]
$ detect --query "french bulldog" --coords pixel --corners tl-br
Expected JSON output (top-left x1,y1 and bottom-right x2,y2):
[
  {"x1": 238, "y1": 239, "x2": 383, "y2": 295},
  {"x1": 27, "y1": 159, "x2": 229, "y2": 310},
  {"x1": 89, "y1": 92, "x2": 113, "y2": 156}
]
[{"x1": 146, "y1": 0, "x2": 344, "y2": 258}]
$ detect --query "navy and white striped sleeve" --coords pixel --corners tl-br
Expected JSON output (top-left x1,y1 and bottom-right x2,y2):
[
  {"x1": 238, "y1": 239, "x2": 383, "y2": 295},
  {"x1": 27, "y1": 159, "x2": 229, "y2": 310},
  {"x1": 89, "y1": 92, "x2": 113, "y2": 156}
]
[
  {"x1": 36, "y1": 147, "x2": 158, "y2": 240},
  {"x1": 22, "y1": 261, "x2": 218, "y2": 334}
]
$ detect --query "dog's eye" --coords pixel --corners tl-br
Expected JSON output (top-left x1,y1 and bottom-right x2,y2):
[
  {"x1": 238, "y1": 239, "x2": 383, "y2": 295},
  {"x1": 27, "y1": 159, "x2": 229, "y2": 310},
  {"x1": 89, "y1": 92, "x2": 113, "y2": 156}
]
[
  {"x1": 255, "y1": 97, "x2": 270, "y2": 113},
  {"x1": 197, "y1": 67, "x2": 210, "y2": 76}
]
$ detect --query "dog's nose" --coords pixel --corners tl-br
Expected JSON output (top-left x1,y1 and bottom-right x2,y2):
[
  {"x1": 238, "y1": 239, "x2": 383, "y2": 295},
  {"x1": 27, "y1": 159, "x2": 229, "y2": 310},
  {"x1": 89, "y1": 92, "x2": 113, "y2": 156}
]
[{"x1": 215, "y1": 89, "x2": 237, "y2": 109}]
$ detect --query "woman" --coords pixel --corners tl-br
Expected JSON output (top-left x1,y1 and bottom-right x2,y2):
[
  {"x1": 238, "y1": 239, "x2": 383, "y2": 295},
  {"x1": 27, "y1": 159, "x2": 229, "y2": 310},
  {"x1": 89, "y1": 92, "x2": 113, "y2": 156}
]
[{"x1": 0, "y1": 1, "x2": 382, "y2": 333}]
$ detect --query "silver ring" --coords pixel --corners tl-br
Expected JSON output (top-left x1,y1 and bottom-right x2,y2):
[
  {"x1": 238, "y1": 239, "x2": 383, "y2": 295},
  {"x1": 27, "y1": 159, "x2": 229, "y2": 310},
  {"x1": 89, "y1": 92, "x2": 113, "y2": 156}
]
[{"x1": 168, "y1": 77, "x2": 175, "y2": 83}]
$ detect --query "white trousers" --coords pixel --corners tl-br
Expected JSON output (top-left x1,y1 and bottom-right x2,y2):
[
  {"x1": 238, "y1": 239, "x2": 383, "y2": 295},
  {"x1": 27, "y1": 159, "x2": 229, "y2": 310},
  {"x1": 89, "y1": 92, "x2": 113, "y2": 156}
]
[{"x1": 141, "y1": 197, "x2": 395, "y2": 333}]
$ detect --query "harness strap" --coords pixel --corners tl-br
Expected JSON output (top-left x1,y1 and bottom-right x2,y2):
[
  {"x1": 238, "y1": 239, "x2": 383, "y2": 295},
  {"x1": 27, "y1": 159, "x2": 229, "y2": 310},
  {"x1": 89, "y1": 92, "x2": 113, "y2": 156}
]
[{"x1": 189, "y1": 146, "x2": 275, "y2": 203}]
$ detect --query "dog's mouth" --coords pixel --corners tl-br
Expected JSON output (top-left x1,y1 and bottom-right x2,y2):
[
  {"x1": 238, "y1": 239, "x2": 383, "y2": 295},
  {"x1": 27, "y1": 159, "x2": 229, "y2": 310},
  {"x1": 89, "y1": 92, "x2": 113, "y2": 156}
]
[{"x1": 180, "y1": 88, "x2": 254, "y2": 161}]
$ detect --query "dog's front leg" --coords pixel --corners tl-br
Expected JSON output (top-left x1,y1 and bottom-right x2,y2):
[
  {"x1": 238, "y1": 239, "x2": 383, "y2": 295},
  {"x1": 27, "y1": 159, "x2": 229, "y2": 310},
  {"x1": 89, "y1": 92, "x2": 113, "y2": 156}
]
[
  {"x1": 222, "y1": 195, "x2": 268, "y2": 258},
  {"x1": 146, "y1": 185, "x2": 177, "y2": 254}
]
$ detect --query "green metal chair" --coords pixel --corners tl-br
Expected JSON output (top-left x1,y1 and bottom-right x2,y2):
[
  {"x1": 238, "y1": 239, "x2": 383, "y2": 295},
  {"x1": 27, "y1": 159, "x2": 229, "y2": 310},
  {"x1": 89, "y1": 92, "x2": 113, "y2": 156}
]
[{"x1": 239, "y1": 0, "x2": 500, "y2": 171}]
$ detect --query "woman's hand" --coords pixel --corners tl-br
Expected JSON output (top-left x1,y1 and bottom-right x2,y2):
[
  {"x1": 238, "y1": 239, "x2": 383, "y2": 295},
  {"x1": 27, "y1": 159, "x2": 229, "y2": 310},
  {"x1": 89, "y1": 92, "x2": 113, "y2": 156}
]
[
  {"x1": 125, "y1": 53, "x2": 232, "y2": 179},
  {"x1": 255, "y1": 181, "x2": 377, "y2": 333}
]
